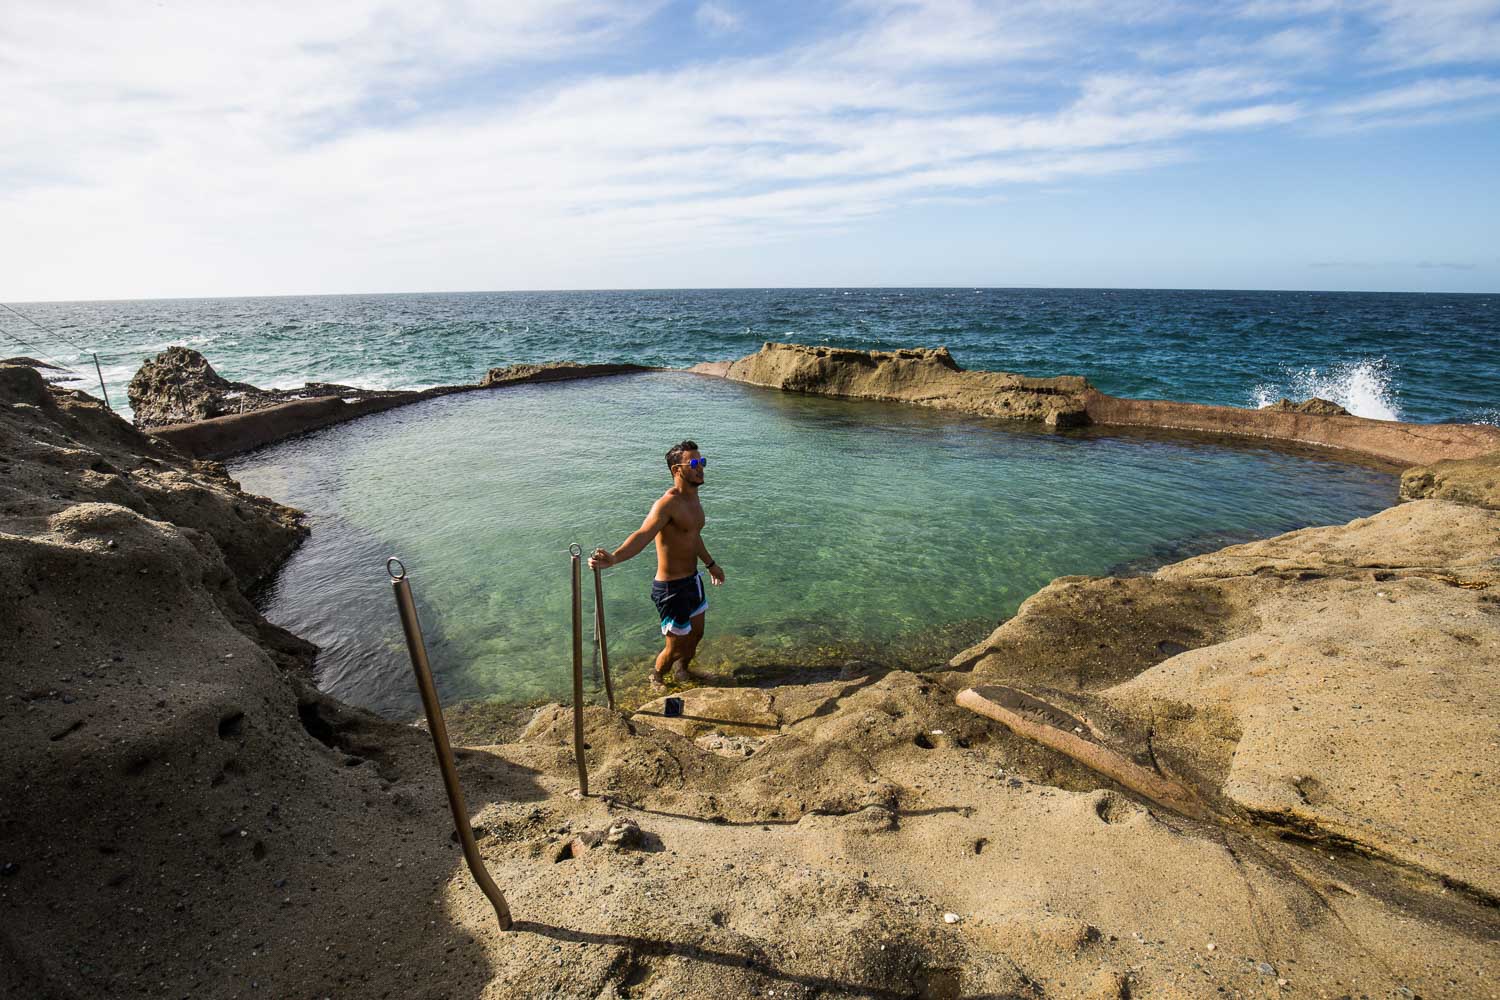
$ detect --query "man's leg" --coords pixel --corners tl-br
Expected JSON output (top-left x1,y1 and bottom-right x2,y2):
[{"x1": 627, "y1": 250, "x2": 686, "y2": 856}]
[
  {"x1": 653, "y1": 630, "x2": 694, "y2": 687},
  {"x1": 671, "y1": 613, "x2": 707, "y2": 682}
]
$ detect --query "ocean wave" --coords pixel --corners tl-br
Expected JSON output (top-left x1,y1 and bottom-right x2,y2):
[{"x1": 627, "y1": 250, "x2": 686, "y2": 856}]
[
  {"x1": 1251, "y1": 357, "x2": 1402, "y2": 421},
  {"x1": 112, "y1": 333, "x2": 217, "y2": 356}
]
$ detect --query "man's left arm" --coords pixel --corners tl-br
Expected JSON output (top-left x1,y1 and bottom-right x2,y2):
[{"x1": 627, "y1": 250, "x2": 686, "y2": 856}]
[{"x1": 696, "y1": 536, "x2": 725, "y2": 585}]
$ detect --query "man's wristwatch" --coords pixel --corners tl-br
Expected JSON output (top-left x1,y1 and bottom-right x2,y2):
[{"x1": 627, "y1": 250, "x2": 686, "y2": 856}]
[{"x1": 705, "y1": 559, "x2": 716, "y2": 569}]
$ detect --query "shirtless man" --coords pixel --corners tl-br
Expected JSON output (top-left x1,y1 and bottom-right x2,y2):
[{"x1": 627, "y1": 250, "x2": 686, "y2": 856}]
[{"x1": 589, "y1": 440, "x2": 725, "y2": 688}]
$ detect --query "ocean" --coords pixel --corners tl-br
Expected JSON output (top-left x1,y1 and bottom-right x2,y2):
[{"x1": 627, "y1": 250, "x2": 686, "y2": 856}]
[{"x1": 6, "y1": 288, "x2": 1498, "y2": 425}]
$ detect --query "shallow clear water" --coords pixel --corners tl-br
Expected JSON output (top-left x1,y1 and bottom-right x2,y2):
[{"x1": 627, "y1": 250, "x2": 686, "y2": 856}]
[
  {"x1": 232, "y1": 373, "x2": 1396, "y2": 718},
  {"x1": 14, "y1": 287, "x2": 1500, "y2": 424}
]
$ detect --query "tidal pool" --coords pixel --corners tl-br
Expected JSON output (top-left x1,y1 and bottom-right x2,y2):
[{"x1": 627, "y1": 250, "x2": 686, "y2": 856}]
[{"x1": 232, "y1": 373, "x2": 1396, "y2": 717}]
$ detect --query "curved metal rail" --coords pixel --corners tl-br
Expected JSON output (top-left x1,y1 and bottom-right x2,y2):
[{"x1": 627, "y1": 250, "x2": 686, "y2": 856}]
[{"x1": 387, "y1": 557, "x2": 513, "y2": 931}]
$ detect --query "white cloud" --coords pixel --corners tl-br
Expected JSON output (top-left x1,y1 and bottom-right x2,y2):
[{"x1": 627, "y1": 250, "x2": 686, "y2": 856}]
[
  {"x1": 695, "y1": 2, "x2": 743, "y2": 34},
  {"x1": 1362, "y1": 0, "x2": 1500, "y2": 68},
  {"x1": 1235, "y1": 0, "x2": 1500, "y2": 69},
  {"x1": 1327, "y1": 75, "x2": 1500, "y2": 116},
  {"x1": 1314, "y1": 74, "x2": 1500, "y2": 130},
  {"x1": 0, "y1": 0, "x2": 1495, "y2": 298},
  {"x1": 1257, "y1": 25, "x2": 1337, "y2": 60}
]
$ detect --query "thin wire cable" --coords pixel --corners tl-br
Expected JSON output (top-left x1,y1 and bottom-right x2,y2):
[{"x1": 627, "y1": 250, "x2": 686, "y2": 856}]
[
  {"x1": 0, "y1": 325, "x2": 85, "y2": 376},
  {"x1": 0, "y1": 301, "x2": 95, "y2": 356},
  {"x1": 0, "y1": 301, "x2": 113, "y2": 405}
]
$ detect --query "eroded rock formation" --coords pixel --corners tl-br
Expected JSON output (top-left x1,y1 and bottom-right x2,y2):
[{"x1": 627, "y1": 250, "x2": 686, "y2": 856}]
[
  {"x1": 126, "y1": 346, "x2": 408, "y2": 429},
  {"x1": 1265, "y1": 396, "x2": 1349, "y2": 415},
  {"x1": 1, "y1": 363, "x2": 304, "y2": 586},
  {"x1": 718, "y1": 342, "x2": 1095, "y2": 426},
  {"x1": 1401, "y1": 451, "x2": 1500, "y2": 509},
  {"x1": 0, "y1": 364, "x2": 555, "y2": 998},
  {"x1": 952, "y1": 499, "x2": 1500, "y2": 902}
]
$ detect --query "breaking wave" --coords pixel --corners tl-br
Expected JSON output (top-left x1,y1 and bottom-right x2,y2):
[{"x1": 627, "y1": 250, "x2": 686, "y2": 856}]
[{"x1": 1252, "y1": 358, "x2": 1402, "y2": 422}]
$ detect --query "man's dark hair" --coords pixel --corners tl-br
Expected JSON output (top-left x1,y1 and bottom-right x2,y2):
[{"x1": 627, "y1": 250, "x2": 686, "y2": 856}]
[{"x1": 665, "y1": 440, "x2": 699, "y2": 471}]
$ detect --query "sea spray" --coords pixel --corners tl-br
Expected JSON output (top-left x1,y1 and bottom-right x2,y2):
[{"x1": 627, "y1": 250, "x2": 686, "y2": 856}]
[{"x1": 1252, "y1": 357, "x2": 1402, "y2": 421}]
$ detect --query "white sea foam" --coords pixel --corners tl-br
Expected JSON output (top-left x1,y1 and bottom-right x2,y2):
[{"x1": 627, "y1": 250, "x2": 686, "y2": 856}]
[
  {"x1": 335, "y1": 372, "x2": 403, "y2": 391},
  {"x1": 1251, "y1": 357, "x2": 1402, "y2": 421},
  {"x1": 313, "y1": 372, "x2": 441, "y2": 392},
  {"x1": 117, "y1": 333, "x2": 216, "y2": 356}
]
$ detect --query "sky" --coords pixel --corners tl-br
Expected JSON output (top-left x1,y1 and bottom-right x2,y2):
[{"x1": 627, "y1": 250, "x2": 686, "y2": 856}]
[{"x1": 3, "y1": 0, "x2": 1499, "y2": 300}]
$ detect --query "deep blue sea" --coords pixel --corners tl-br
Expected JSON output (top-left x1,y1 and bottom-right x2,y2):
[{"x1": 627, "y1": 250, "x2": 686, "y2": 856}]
[{"x1": 6, "y1": 288, "x2": 1498, "y2": 424}]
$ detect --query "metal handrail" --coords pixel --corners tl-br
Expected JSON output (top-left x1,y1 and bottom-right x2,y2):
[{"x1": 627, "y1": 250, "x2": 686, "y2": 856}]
[{"x1": 387, "y1": 557, "x2": 512, "y2": 931}]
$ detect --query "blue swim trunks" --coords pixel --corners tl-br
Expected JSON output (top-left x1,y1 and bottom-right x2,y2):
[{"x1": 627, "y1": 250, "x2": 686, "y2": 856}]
[{"x1": 651, "y1": 573, "x2": 708, "y2": 636}]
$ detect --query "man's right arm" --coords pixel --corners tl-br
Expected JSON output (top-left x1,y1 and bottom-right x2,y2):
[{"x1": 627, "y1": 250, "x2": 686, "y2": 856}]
[{"x1": 590, "y1": 497, "x2": 671, "y2": 568}]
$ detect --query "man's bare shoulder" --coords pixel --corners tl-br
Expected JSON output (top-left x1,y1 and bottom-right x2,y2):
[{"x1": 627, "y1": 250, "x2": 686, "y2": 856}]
[{"x1": 654, "y1": 489, "x2": 683, "y2": 515}]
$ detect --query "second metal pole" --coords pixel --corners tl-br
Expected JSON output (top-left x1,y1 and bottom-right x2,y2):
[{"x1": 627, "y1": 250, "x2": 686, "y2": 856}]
[
  {"x1": 92, "y1": 353, "x2": 111, "y2": 410},
  {"x1": 592, "y1": 563, "x2": 615, "y2": 710},
  {"x1": 568, "y1": 544, "x2": 589, "y2": 796}
]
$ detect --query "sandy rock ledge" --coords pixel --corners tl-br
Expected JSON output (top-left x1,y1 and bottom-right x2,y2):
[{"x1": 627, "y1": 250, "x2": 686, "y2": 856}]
[{"x1": 4, "y1": 358, "x2": 1499, "y2": 999}]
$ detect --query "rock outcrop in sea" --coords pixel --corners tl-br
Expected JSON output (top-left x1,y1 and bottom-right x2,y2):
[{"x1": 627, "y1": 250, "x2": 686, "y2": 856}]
[
  {"x1": 714, "y1": 342, "x2": 1094, "y2": 426},
  {"x1": 702, "y1": 341, "x2": 1500, "y2": 465},
  {"x1": 1265, "y1": 395, "x2": 1350, "y2": 415},
  {"x1": 5, "y1": 351, "x2": 1500, "y2": 997},
  {"x1": 126, "y1": 346, "x2": 409, "y2": 428}
]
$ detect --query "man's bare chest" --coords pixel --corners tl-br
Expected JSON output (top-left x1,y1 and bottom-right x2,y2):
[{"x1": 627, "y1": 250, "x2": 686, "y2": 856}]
[{"x1": 667, "y1": 501, "x2": 705, "y2": 534}]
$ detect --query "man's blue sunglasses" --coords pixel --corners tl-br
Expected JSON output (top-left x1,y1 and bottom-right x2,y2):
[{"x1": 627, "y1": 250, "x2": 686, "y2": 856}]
[{"x1": 680, "y1": 457, "x2": 708, "y2": 469}]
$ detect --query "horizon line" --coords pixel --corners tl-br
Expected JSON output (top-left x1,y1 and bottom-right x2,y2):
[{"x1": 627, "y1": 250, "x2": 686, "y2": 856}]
[{"x1": 10, "y1": 283, "x2": 1497, "y2": 307}]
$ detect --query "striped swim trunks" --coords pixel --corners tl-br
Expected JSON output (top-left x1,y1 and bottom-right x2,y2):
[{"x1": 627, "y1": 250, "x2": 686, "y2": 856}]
[{"x1": 650, "y1": 572, "x2": 708, "y2": 636}]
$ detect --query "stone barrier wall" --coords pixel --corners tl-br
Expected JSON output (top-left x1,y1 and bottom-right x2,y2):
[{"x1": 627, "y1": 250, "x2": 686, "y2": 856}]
[
  {"x1": 149, "y1": 364, "x2": 653, "y2": 459},
  {"x1": 1081, "y1": 391, "x2": 1500, "y2": 466}
]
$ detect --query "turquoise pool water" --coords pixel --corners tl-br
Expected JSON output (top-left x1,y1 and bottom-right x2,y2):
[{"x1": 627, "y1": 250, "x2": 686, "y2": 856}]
[{"x1": 232, "y1": 373, "x2": 1396, "y2": 718}]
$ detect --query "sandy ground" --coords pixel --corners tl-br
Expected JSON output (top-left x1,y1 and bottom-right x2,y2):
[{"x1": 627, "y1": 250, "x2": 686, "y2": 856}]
[{"x1": 3, "y1": 360, "x2": 1498, "y2": 999}]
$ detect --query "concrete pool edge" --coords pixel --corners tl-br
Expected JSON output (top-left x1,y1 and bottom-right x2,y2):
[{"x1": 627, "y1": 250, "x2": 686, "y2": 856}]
[
  {"x1": 142, "y1": 354, "x2": 660, "y2": 460},
  {"x1": 695, "y1": 341, "x2": 1500, "y2": 468},
  {"x1": 136, "y1": 341, "x2": 1500, "y2": 470}
]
